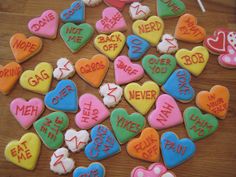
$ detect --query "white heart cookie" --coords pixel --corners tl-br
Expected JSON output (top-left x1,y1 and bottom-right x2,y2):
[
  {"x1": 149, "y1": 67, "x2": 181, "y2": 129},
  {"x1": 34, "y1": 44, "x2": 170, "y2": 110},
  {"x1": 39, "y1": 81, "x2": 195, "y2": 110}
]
[
  {"x1": 228, "y1": 32, "x2": 236, "y2": 50},
  {"x1": 64, "y1": 129, "x2": 90, "y2": 153},
  {"x1": 83, "y1": 0, "x2": 102, "y2": 6},
  {"x1": 161, "y1": 172, "x2": 176, "y2": 177},
  {"x1": 129, "y1": 2, "x2": 151, "y2": 20},
  {"x1": 53, "y1": 58, "x2": 75, "y2": 80},
  {"x1": 99, "y1": 83, "x2": 123, "y2": 108},
  {"x1": 157, "y1": 34, "x2": 178, "y2": 54},
  {"x1": 50, "y1": 147, "x2": 75, "y2": 175}
]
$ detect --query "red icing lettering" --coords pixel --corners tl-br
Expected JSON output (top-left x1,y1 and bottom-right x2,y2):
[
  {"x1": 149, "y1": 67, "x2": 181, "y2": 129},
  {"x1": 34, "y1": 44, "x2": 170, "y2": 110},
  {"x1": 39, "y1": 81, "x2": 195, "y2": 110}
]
[
  {"x1": 116, "y1": 116, "x2": 140, "y2": 133},
  {"x1": 15, "y1": 105, "x2": 39, "y2": 116},
  {"x1": 30, "y1": 13, "x2": 55, "y2": 32},
  {"x1": 13, "y1": 39, "x2": 37, "y2": 52},
  {"x1": 0, "y1": 66, "x2": 21, "y2": 78},
  {"x1": 138, "y1": 21, "x2": 162, "y2": 34},
  {"x1": 176, "y1": 70, "x2": 190, "y2": 95},
  {"x1": 116, "y1": 59, "x2": 138, "y2": 75},
  {"x1": 10, "y1": 141, "x2": 32, "y2": 163},
  {"x1": 148, "y1": 57, "x2": 171, "y2": 74},
  {"x1": 81, "y1": 101, "x2": 99, "y2": 123},
  {"x1": 63, "y1": 2, "x2": 82, "y2": 19},
  {"x1": 156, "y1": 102, "x2": 174, "y2": 126},
  {"x1": 129, "y1": 90, "x2": 157, "y2": 100},
  {"x1": 164, "y1": 139, "x2": 186, "y2": 155},
  {"x1": 160, "y1": 0, "x2": 181, "y2": 13},
  {"x1": 80, "y1": 61, "x2": 105, "y2": 74},
  {"x1": 28, "y1": 69, "x2": 49, "y2": 86},
  {"x1": 101, "y1": 12, "x2": 123, "y2": 30},
  {"x1": 52, "y1": 85, "x2": 74, "y2": 105},
  {"x1": 181, "y1": 53, "x2": 205, "y2": 65}
]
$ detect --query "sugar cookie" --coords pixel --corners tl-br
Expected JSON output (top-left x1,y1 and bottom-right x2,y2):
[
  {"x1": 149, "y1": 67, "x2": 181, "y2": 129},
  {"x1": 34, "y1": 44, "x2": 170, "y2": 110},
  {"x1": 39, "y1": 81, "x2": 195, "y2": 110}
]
[
  {"x1": 131, "y1": 163, "x2": 167, "y2": 177},
  {"x1": 73, "y1": 162, "x2": 105, "y2": 177},
  {"x1": 129, "y1": 2, "x2": 151, "y2": 20},
  {"x1": 84, "y1": 124, "x2": 121, "y2": 160},
  {"x1": 157, "y1": 34, "x2": 178, "y2": 54},
  {"x1": 83, "y1": 0, "x2": 102, "y2": 6},
  {"x1": 75, "y1": 93, "x2": 110, "y2": 129},
  {"x1": 157, "y1": 0, "x2": 185, "y2": 18},
  {"x1": 218, "y1": 45, "x2": 236, "y2": 68},
  {"x1": 99, "y1": 83, "x2": 123, "y2": 108},
  {"x1": 114, "y1": 55, "x2": 144, "y2": 85},
  {"x1": 53, "y1": 58, "x2": 75, "y2": 80},
  {"x1": 10, "y1": 33, "x2": 42, "y2": 63},
  {"x1": 104, "y1": 0, "x2": 140, "y2": 11},
  {"x1": 10, "y1": 98, "x2": 44, "y2": 129},
  {"x1": 161, "y1": 171, "x2": 176, "y2": 177}
]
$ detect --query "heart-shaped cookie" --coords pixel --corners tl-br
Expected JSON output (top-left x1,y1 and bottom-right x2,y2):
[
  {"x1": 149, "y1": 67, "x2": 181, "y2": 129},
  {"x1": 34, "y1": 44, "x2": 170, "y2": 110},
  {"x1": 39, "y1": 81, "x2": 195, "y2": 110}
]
[
  {"x1": 75, "y1": 93, "x2": 110, "y2": 129},
  {"x1": 53, "y1": 58, "x2": 75, "y2": 80},
  {"x1": 129, "y1": 2, "x2": 151, "y2": 20},
  {"x1": 175, "y1": 46, "x2": 209, "y2": 76},
  {"x1": 34, "y1": 111, "x2": 69, "y2": 149},
  {"x1": 175, "y1": 13, "x2": 206, "y2": 43},
  {"x1": 132, "y1": 16, "x2": 164, "y2": 46},
  {"x1": 44, "y1": 80, "x2": 78, "y2": 112},
  {"x1": 19, "y1": 62, "x2": 53, "y2": 95},
  {"x1": 60, "y1": 23, "x2": 94, "y2": 53},
  {"x1": 10, "y1": 98, "x2": 45, "y2": 129},
  {"x1": 4, "y1": 132, "x2": 41, "y2": 170},
  {"x1": 124, "y1": 81, "x2": 160, "y2": 115},
  {"x1": 0, "y1": 62, "x2": 22, "y2": 95},
  {"x1": 161, "y1": 131, "x2": 196, "y2": 169},
  {"x1": 28, "y1": 10, "x2": 59, "y2": 39},
  {"x1": 162, "y1": 69, "x2": 195, "y2": 102},
  {"x1": 184, "y1": 106, "x2": 218, "y2": 141},
  {"x1": 218, "y1": 45, "x2": 236, "y2": 68},
  {"x1": 73, "y1": 162, "x2": 105, "y2": 177},
  {"x1": 228, "y1": 31, "x2": 236, "y2": 50},
  {"x1": 157, "y1": 34, "x2": 178, "y2": 54},
  {"x1": 157, "y1": 0, "x2": 185, "y2": 18},
  {"x1": 114, "y1": 55, "x2": 144, "y2": 85},
  {"x1": 10, "y1": 33, "x2": 42, "y2": 63},
  {"x1": 104, "y1": 0, "x2": 140, "y2": 11},
  {"x1": 60, "y1": 0, "x2": 85, "y2": 23},
  {"x1": 50, "y1": 147, "x2": 75, "y2": 175},
  {"x1": 148, "y1": 94, "x2": 183, "y2": 130},
  {"x1": 126, "y1": 34, "x2": 150, "y2": 61},
  {"x1": 94, "y1": 31, "x2": 126, "y2": 60},
  {"x1": 142, "y1": 54, "x2": 177, "y2": 85},
  {"x1": 75, "y1": 54, "x2": 109, "y2": 88},
  {"x1": 161, "y1": 171, "x2": 176, "y2": 177},
  {"x1": 127, "y1": 127, "x2": 160, "y2": 162},
  {"x1": 96, "y1": 7, "x2": 127, "y2": 34},
  {"x1": 110, "y1": 108, "x2": 146, "y2": 144},
  {"x1": 131, "y1": 163, "x2": 167, "y2": 177},
  {"x1": 196, "y1": 85, "x2": 230, "y2": 119},
  {"x1": 84, "y1": 124, "x2": 121, "y2": 160},
  {"x1": 99, "y1": 83, "x2": 123, "y2": 108},
  {"x1": 83, "y1": 0, "x2": 103, "y2": 6},
  {"x1": 65, "y1": 129, "x2": 90, "y2": 152}
]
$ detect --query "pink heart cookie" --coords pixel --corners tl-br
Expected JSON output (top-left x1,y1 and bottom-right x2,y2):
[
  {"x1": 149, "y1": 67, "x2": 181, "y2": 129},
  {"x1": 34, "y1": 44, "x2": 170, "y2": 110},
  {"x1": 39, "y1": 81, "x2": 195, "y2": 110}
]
[
  {"x1": 10, "y1": 98, "x2": 45, "y2": 129},
  {"x1": 218, "y1": 45, "x2": 236, "y2": 68},
  {"x1": 75, "y1": 93, "x2": 110, "y2": 129},
  {"x1": 28, "y1": 10, "x2": 59, "y2": 39},
  {"x1": 95, "y1": 7, "x2": 127, "y2": 34},
  {"x1": 131, "y1": 163, "x2": 167, "y2": 177},
  {"x1": 148, "y1": 94, "x2": 183, "y2": 130},
  {"x1": 114, "y1": 55, "x2": 144, "y2": 85}
]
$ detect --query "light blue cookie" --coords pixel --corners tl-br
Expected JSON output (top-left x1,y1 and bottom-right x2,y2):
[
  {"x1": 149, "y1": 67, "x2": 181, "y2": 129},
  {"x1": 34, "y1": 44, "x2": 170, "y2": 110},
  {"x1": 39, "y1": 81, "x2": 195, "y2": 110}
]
[{"x1": 73, "y1": 162, "x2": 105, "y2": 177}]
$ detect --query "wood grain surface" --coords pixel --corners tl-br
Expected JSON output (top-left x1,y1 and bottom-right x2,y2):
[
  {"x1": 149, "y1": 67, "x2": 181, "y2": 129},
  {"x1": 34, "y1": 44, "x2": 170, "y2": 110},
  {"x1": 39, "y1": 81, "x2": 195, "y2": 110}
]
[{"x1": 0, "y1": 0, "x2": 236, "y2": 177}]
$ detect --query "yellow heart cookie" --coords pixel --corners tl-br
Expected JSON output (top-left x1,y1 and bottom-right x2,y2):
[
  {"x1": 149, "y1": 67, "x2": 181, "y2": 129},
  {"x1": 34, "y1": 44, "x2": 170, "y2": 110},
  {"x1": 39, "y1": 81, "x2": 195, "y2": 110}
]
[
  {"x1": 175, "y1": 46, "x2": 209, "y2": 76},
  {"x1": 4, "y1": 132, "x2": 41, "y2": 170},
  {"x1": 124, "y1": 81, "x2": 160, "y2": 115},
  {"x1": 94, "y1": 31, "x2": 126, "y2": 60},
  {"x1": 132, "y1": 16, "x2": 164, "y2": 46},
  {"x1": 20, "y1": 62, "x2": 53, "y2": 94}
]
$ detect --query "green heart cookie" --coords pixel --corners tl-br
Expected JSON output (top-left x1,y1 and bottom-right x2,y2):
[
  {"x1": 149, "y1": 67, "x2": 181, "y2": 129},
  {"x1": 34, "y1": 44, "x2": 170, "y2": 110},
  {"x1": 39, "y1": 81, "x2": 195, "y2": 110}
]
[
  {"x1": 110, "y1": 108, "x2": 146, "y2": 144},
  {"x1": 60, "y1": 22, "x2": 94, "y2": 53},
  {"x1": 184, "y1": 106, "x2": 218, "y2": 141},
  {"x1": 33, "y1": 112, "x2": 69, "y2": 149},
  {"x1": 157, "y1": 0, "x2": 185, "y2": 18},
  {"x1": 142, "y1": 54, "x2": 176, "y2": 85}
]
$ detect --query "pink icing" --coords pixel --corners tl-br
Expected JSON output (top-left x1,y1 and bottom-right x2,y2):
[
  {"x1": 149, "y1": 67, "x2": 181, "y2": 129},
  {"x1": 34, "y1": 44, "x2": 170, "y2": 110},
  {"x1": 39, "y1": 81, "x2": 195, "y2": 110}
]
[
  {"x1": 95, "y1": 7, "x2": 127, "y2": 34},
  {"x1": 75, "y1": 93, "x2": 110, "y2": 129},
  {"x1": 10, "y1": 98, "x2": 44, "y2": 129},
  {"x1": 131, "y1": 163, "x2": 167, "y2": 177},
  {"x1": 114, "y1": 55, "x2": 144, "y2": 85},
  {"x1": 218, "y1": 45, "x2": 236, "y2": 68},
  {"x1": 28, "y1": 10, "x2": 59, "y2": 39},
  {"x1": 148, "y1": 94, "x2": 183, "y2": 130}
]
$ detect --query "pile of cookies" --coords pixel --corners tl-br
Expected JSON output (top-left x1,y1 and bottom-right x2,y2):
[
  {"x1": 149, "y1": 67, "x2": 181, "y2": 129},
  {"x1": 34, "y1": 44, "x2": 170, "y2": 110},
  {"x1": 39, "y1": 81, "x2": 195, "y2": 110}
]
[{"x1": 1, "y1": 0, "x2": 234, "y2": 177}]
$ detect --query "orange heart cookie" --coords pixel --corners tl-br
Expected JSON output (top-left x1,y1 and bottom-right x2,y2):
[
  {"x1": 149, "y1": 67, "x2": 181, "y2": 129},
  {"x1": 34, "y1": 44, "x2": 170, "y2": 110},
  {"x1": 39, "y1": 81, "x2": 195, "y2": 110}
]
[
  {"x1": 75, "y1": 54, "x2": 109, "y2": 88},
  {"x1": 196, "y1": 85, "x2": 230, "y2": 119},
  {"x1": 0, "y1": 62, "x2": 22, "y2": 95},
  {"x1": 127, "y1": 127, "x2": 160, "y2": 162},
  {"x1": 10, "y1": 33, "x2": 43, "y2": 63},
  {"x1": 175, "y1": 14, "x2": 206, "y2": 43}
]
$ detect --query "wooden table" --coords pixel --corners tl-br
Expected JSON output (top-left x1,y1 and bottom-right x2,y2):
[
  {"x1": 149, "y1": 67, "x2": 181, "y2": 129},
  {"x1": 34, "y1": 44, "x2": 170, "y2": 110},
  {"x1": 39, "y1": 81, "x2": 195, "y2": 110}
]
[{"x1": 0, "y1": 0, "x2": 236, "y2": 177}]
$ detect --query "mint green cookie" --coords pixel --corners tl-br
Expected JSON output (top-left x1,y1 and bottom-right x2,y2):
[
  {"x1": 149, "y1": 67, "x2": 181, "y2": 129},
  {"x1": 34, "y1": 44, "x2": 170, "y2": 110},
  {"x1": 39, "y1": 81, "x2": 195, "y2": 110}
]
[
  {"x1": 34, "y1": 112, "x2": 69, "y2": 149},
  {"x1": 60, "y1": 22, "x2": 94, "y2": 53},
  {"x1": 184, "y1": 107, "x2": 218, "y2": 141},
  {"x1": 142, "y1": 54, "x2": 176, "y2": 85},
  {"x1": 110, "y1": 108, "x2": 146, "y2": 144},
  {"x1": 157, "y1": 0, "x2": 185, "y2": 18}
]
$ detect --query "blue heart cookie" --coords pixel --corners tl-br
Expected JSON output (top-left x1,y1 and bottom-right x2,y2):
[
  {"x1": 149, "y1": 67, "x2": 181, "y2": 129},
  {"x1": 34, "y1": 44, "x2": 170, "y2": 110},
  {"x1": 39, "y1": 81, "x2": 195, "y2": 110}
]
[
  {"x1": 161, "y1": 131, "x2": 196, "y2": 169},
  {"x1": 60, "y1": 0, "x2": 85, "y2": 23},
  {"x1": 44, "y1": 79, "x2": 78, "y2": 112},
  {"x1": 84, "y1": 124, "x2": 121, "y2": 161},
  {"x1": 73, "y1": 162, "x2": 105, "y2": 177},
  {"x1": 162, "y1": 69, "x2": 195, "y2": 102},
  {"x1": 126, "y1": 35, "x2": 150, "y2": 61}
]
